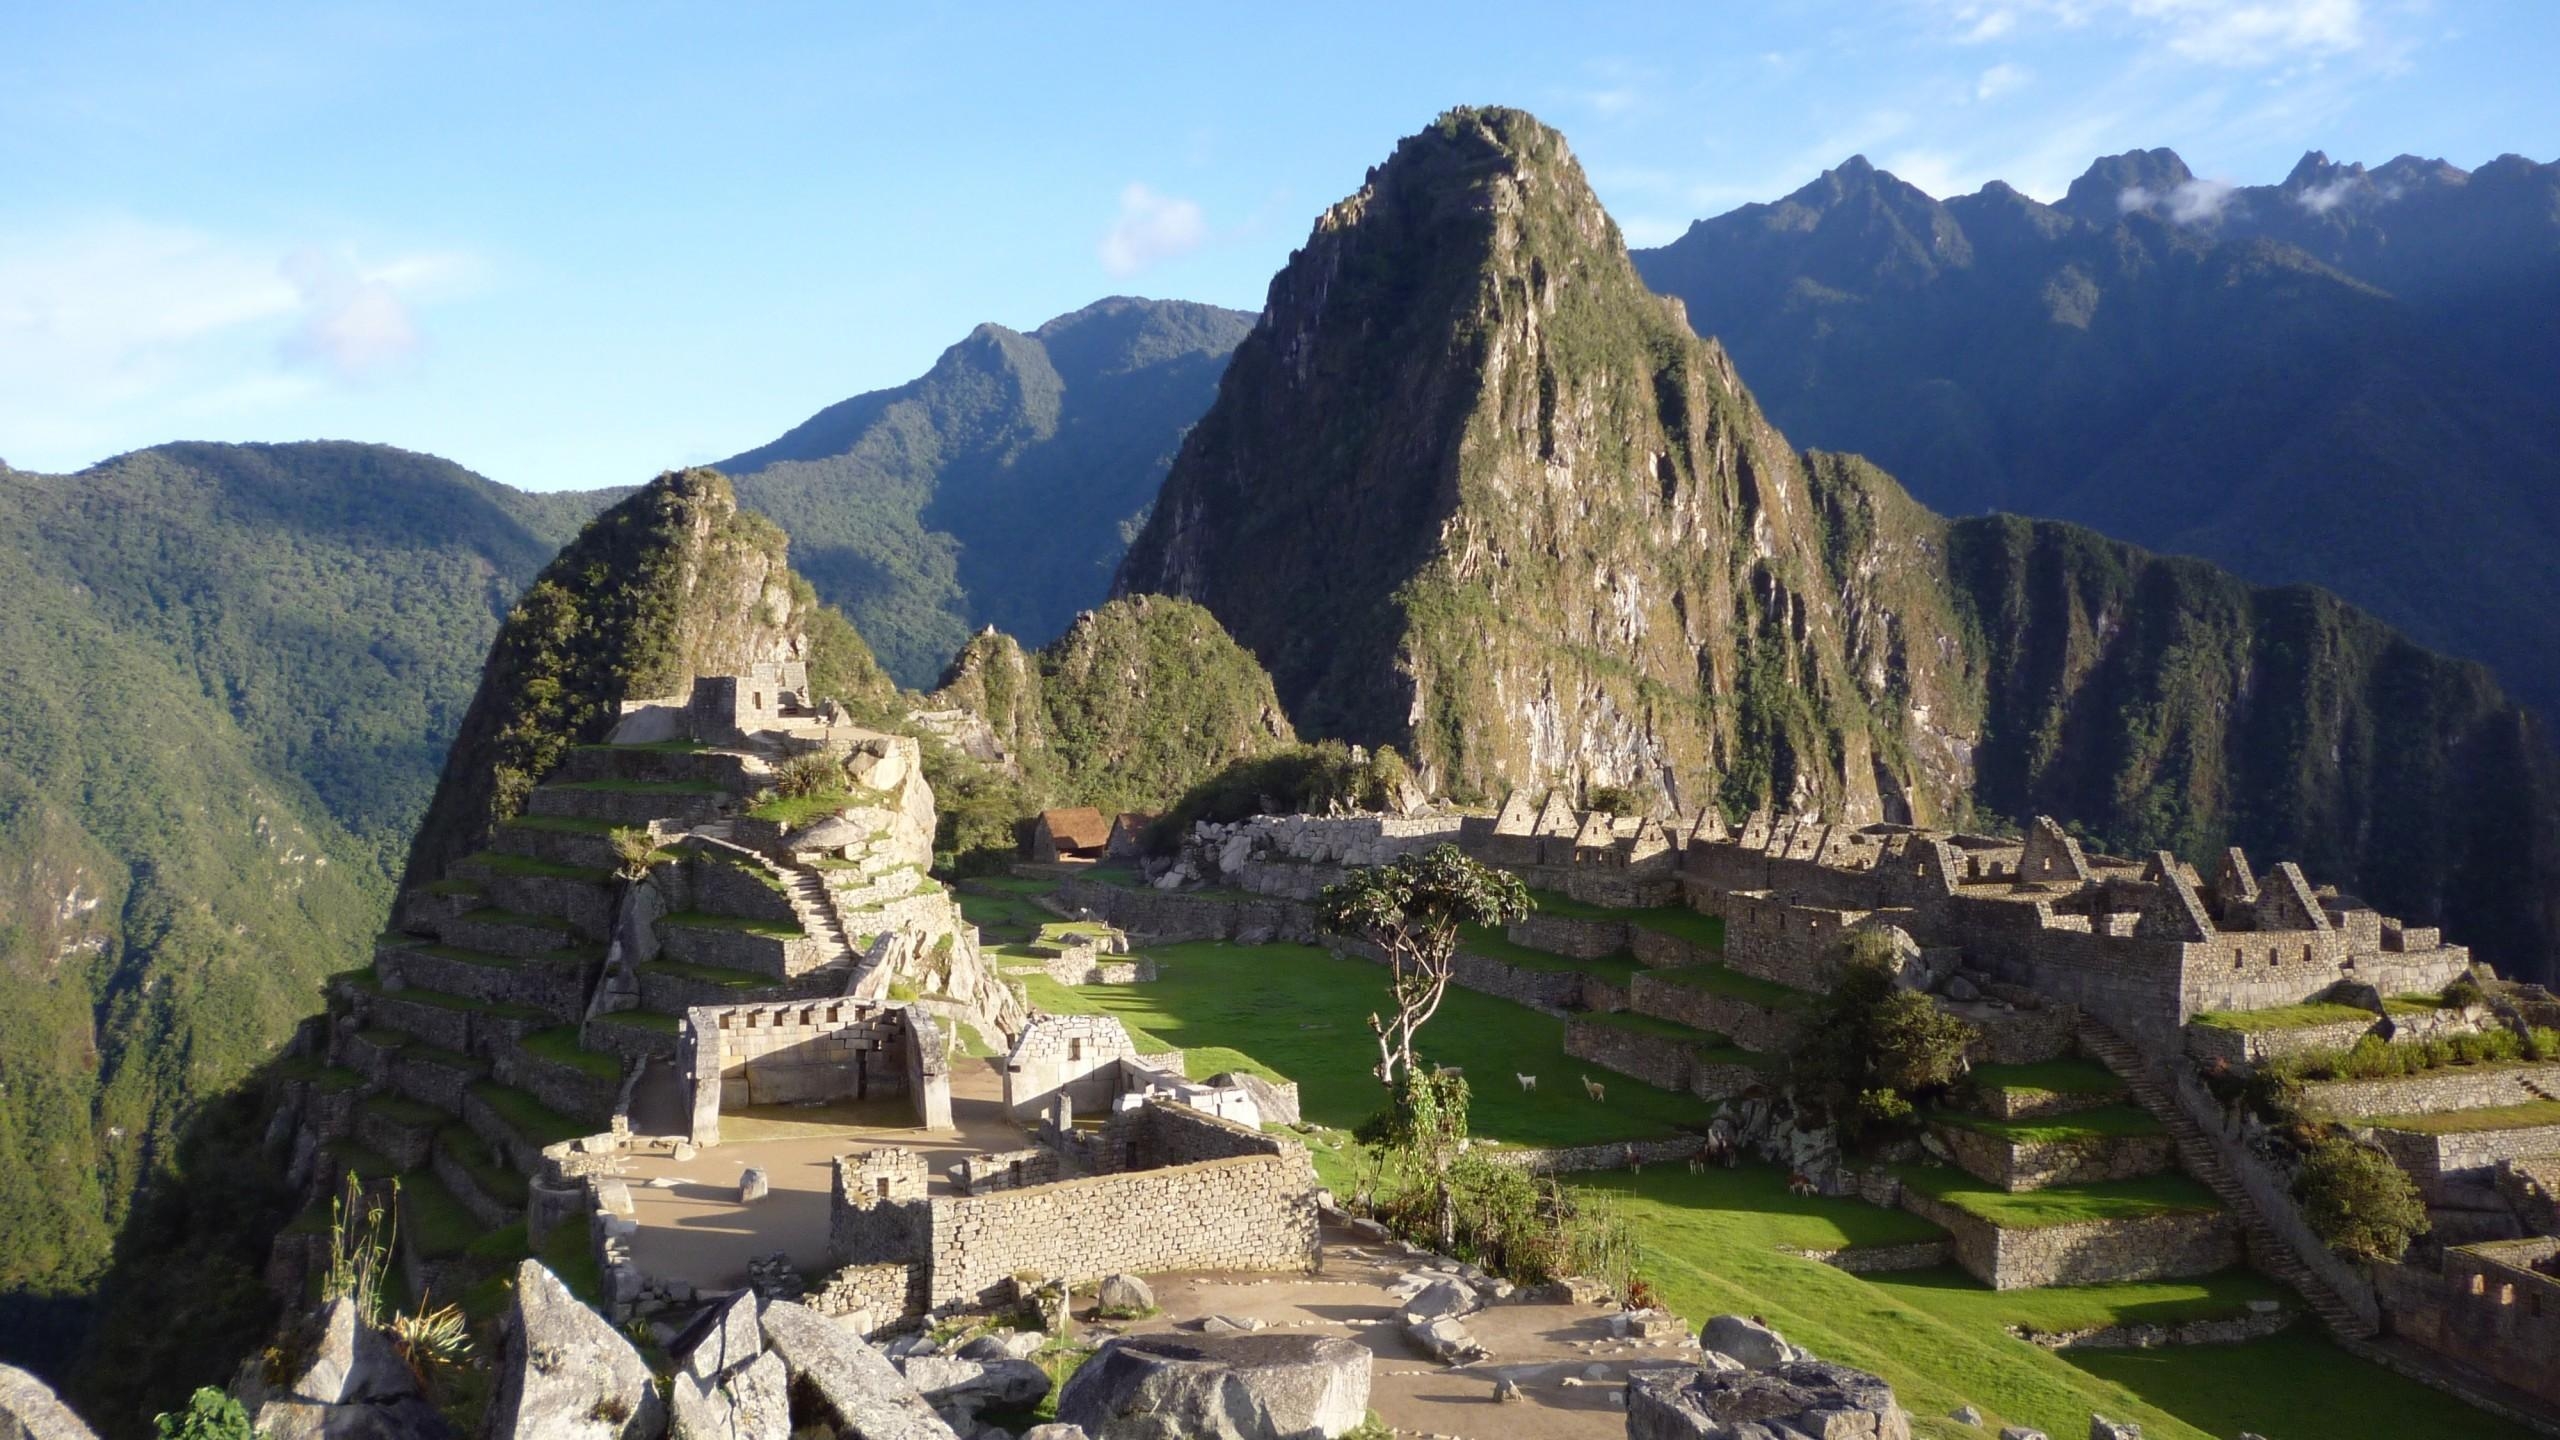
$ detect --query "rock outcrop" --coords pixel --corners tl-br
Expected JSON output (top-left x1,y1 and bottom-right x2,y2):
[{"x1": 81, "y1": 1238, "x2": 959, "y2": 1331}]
[
  {"x1": 1054, "y1": 1331, "x2": 1371, "y2": 1440},
  {"x1": 1627, "y1": 1357, "x2": 1911, "y2": 1440},
  {"x1": 490, "y1": 1260, "x2": 665, "y2": 1440},
  {"x1": 757, "y1": 1300, "x2": 959, "y2": 1440},
  {"x1": 0, "y1": 1365, "x2": 98, "y2": 1440}
]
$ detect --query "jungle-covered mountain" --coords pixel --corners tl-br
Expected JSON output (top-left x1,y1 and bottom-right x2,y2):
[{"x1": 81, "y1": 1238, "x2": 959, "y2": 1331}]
[
  {"x1": 1115, "y1": 106, "x2": 2560, "y2": 982},
  {"x1": 1630, "y1": 149, "x2": 2560, "y2": 719},
  {"x1": 0, "y1": 442, "x2": 601, "y2": 1372},
  {"x1": 717, "y1": 296, "x2": 1254, "y2": 687}
]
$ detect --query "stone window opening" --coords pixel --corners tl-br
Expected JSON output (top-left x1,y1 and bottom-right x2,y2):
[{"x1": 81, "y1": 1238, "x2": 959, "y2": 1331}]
[
  {"x1": 875, "y1": 1177, "x2": 890, "y2": 1200},
  {"x1": 2500, "y1": 1284, "x2": 2516, "y2": 1306},
  {"x1": 1068, "y1": 1038, "x2": 1084, "y2": 1062},
  {"x1": 2471, "y1": 1274, "x2": 2487, "y2": 1296}
]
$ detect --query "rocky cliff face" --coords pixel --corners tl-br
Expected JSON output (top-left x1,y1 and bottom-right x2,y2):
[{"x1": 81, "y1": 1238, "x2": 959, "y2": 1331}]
[
  {"x1": 1116, "y1": 108, "x2": 1923, "y2": 822},
  {"x1": 1114, "y1": 108, "x2": 2560, "y2": 978}
]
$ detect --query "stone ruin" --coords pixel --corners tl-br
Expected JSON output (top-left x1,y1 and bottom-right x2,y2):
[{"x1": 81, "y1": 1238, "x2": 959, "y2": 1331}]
[
  {"x1": 679, "y1": 996, "x2": 953, "y2": 1147},
  {"x1": 1001, "y1": 1013, "x2": 1295, "y2": 1133}
]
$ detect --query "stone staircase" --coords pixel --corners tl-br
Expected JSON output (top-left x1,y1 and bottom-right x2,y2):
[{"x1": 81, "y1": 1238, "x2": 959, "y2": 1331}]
[{"x1": 2076, "y1": 1018, "x2": 2379, "y2": 1339}]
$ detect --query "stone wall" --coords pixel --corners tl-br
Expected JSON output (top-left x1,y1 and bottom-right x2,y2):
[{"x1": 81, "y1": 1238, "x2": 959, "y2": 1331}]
[
  {"x1": 1719, "y1": 894, "x2": 1871, "y2": 993},
  {"x1": 806, "y1": 1262, "x2": 927, "y2": 1337},
  {"x1": 2369, "y1": 1121, "x2": 2560, "y2": 1194},
  {"x1": 1629, "y1": 974, "x2": 1800, "y2": 1054},
  {"x1": 1561, "y1": 1020, "x2": 1766, "y2": 1102},
  {"x1": 926, "y1": 1147, "x2": 1314, "y2": 1307},
  {"x1": 1897, "y1": 1188, "x2": 2237, "y2": 1289},
  {"x1": 1628, "y1": 928, "x2": 1717, "y2": 970},
  {"x1": 1930, "y1": 1121, "x2": 2175, "y2": 1193},
  {"x1": 1784, "y1": 1241, "x2": 1953, "y2": 1274},
  {"x1": 1049, "y1": 876, "x2": 1320, "y2": 946},
  {"x1": 683, "y1": 998, "x2": 943, "y2": 1145},
  {"x1": 951, "y1": 1147, "x2": 1065, "y2": 1194},
  {"x1": 1004, "y1": 1014, "x2": 1143, "y2": 1120},
  {"x1": 2301, "y1": 1064, "x2": 2560, "y2": 1122},
  {"x1": 1956, "y1": 1000, "x2": 2080, "y2": 1065},
  {"x1": 2184, "y1": 1015, "x2": 2379, "y2": 1069},
  {"x1": 2381, "y1": 1239, "x2": 2560, "y2": 1409},
  {"x1": 1474, "y1": 1135, "x2": 1708, "y2": 1174},
  {"x1": 1507, "y1": 914, "x2": 1627, "y2": 962},
  {"x1": 1974, "y1": 1080, "x2": 2123, "y2": 1121}
]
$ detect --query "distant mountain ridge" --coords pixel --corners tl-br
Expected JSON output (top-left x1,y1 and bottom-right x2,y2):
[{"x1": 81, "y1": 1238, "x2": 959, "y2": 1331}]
[
  {"x1": 1117, "y1": 107, "x2": 2560, "y2": 982},
  {"x1": 1630, "y1": 147, "x2": 2560, "y2": 717},
  {"x1": 718, "y1": 296, "x2": 1253, "y2": 686}
]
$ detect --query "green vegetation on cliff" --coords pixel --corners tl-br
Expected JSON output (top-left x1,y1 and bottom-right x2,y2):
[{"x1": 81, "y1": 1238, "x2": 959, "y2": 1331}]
[
  {"x1": 1113, "y1": 106, "x2": 2560, "y2": 978},
  {"x1": 402, "y1": 468, "x2": 893, "y2": 889}
]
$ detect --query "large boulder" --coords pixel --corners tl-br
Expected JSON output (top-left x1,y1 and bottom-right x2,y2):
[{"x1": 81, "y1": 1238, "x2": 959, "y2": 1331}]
[
  {"x1": 250, "y1": 1399, "x2": 452, "y2": 1440},
  {"x1": 490, "y1": 1260, "x2": 665, "y2": 1440},
  {"x1": 0, "y1": 1365, "x2": 97, "y2": 1440},
  {"x1": 899, "y1": 1355, "x2": 1052, "y2": 1421},
  {"x1": 758, "y1": 1300, "x2": 957, "y2": 1439},
  {"x1": 1628, "y1": 1358, "x2": 1909, "y2": 1440},
  {"x1": 284, "y1": 1298, "x2": 417, "y2": 1406},
  {"x1": 669, "y1": 1352, "x2": 789, "y2": 1440},
  {"x1": 673, "y1": 1291, "x2": 763, "y2": 1381},
  {"x1": 1699, "y1": 1314, "x2": 1800, "y2": 1370},
  {"x1": 1097, "y1": 1273, "x2": 1156, "y2": 1314},
  {"x1": 1055, "y1": 1332, "x2": 1370, "y2": 1440},
  {"x1": 1394, "y1": 1278, "x2": 1480, "y2": 1323}
]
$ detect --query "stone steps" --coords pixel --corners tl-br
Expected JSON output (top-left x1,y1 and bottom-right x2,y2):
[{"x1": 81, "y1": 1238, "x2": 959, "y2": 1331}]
[{"x1": 2078, "y1": 1019, "x2": 2379, "y2": 1339}]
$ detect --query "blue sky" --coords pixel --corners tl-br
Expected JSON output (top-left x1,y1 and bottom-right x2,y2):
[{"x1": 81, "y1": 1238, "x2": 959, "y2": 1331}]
[{"x1": 3, "y1": 1, "x2": 2551, "y2": 492}]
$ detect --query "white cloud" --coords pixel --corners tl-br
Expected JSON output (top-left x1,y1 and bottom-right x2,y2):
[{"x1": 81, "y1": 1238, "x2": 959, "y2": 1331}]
[
  {"x1": 1926, "y1": 0, "x2": 2367, "y2": 67},
  {"x1": 0, "y1": 219, "x2": 473, "y2": 469},
  {"x1": 1975, "y1": 62, "x2": 2032, "y2": 100},
  {"x1": 2294, "y1": 175, "x2": 2357, "y2": 212},
  {"x1": 2119, "y1": 175, "x2": 2238, "y2": 222},
  {"x1": 1097, "y1": 183, "x2": 1208, "y2": 278}
]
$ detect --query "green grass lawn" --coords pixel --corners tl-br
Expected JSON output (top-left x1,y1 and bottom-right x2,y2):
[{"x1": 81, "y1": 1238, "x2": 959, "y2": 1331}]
[
  {"x1": 660, "y1": 910, "x2": 803, "y2": 939},
  {"x1": 2189, "y1": 1002, "x2": 2376, "y2": 1033},
  {"x1": 1587, "y1": 1165, "x2": 2524, "y2": 1440},
  {"x1": 401, "y1": 1170, "x2": 485, "y2": 1259},
  {"x1": 1025, "y1": 940, "x2": 1714, "y2": 1146},
  {"x1": 1642, "y1": 961, "x2": 1812, "y2": 1010},
  {"x1": 592, "y1": 1009, "x2": 679, "y2": 1034},
  {"x1": 636, "y1": 958, "x2": 770, "y2": 992},
  {"x1": 520, "y1": 1027, "x2": 622, "y2": 1081},
  {"x1": 1933, "y1": 1105, "x2": 2166, "y2": 1144},
  {"x1": 465, "y1": 850, "x2": 614, "y2": 883},
  {"x1": 468, "y1": 1082, "x2": 591, "y2": 1148},
  {"x1": 1897, "y1": 1167, "x2": 2220, "y2": 1228},
  {"x1": 2364, "y1": 1099, "x2": 2560, "y2": 1135},
  {"x1": 1969, "y1": 1059, "x2": 2125, "y2": 1096},
  {"x1": 503, "y1": 814, "x2": 622, "y2": 836}
]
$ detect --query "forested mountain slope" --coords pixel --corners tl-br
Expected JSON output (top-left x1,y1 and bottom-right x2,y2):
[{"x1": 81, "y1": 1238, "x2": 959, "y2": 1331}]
[
  {"x1": 1631, "y1": 150, "x2": 2560, "y2": 717},
  {"x1": 719, "y1": 297, "x2": 1253, "y2": 686}
]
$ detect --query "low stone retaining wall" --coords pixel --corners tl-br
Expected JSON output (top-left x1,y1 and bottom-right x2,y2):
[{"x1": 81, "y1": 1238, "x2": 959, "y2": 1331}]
[
  {"x1": 1473, "y1": 1135, "x2": 1706, "y2": 1174},
  {"x1": 391, "y1": 1048, "x2": 482, "y2": 1114},
  {"x1": 584, "y1": 1016, "x2": 681, "y2": 1066},
  {"x1": 2185, "y1": 1016, "x2": 2378, "y2": 1070},
  {"x1": 432, "y1": 1142, "x2": 520, "y2": 1230},
  {"x1": 2009, "y1": 1306, "x2": 2290, "y2": 1349},
  {"x1": 1508, "y1": 914, "x2": 1627, "y2": 961},
  {"x1": 1050, "y1": 876, "x2": 1320, "y2": 946},
  {"x1": 2302, "y1": 1064, "x2": 2560, "y2": 1122},
  {"x1": 1628, "y1": 928, "x2": 1718, "y2": 970},
  {"x1": 1897, "y1": 1188, "x2": 2239, "y2": 1289},
  {"x1": 2369, "y1": 1121, "x2": 2560, "y2": 1194},
  {"x1": 1930, "y1": 1120, "x2": 2175, "y2": 1193},
  {"x1": 1564, "y1": 1019, "x2": 1694, "y2": 1094},
  {"x1": 1973, "y1": 1081, "x2": 2123, "y2": 1121},
  {"x1": 1629, "y1": 974, "x2": 1799, "y2": 1054},
  {"x1": 1958, "y1": 1002, "x2": 2080, "y2": 1065},
  {"x1": 1785, "y1": 1241, "x2": 1952, "y2": 1273},
  {"x1": 354, "y1": 1099, "x2": 437, "y2": 1172},
  {"x1": 477, "y1": 872, "x2": 615, "y2": 939},
  {"x1": 807, "y1": 1261, "x2": 927, "y2": 1337},
  {"x1": 491, "y1": 1048, "x2": 621, "y2": 1126}
]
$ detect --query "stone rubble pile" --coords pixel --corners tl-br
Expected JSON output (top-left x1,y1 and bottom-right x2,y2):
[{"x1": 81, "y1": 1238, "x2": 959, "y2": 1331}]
[{"x1": 1628, "y1": 1313, "x2": 1911, "y2": 1440}]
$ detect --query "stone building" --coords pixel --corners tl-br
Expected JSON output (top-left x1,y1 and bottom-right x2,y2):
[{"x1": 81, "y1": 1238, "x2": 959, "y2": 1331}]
[
  {"x1": 679, "y1": 998, "x2": 954, "y2": 1146},
  {"x1": 1000, "y1": 1014, "x2": 1284, "y2": 1131},
  {"x1": 1031, "y1": 807, "x2": 1112, "y2": 863}
]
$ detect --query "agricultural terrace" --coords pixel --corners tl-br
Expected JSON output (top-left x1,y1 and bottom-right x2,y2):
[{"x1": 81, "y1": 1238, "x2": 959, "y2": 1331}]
[{"x1": 963, "y1": 885, "x2": 2537, "y2": 1440}]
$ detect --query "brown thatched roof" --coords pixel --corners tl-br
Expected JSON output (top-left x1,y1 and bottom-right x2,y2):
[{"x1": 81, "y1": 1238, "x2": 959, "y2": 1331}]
[{"x1": 1036, "y1": 806, "x2": 1112, "y2": 851}]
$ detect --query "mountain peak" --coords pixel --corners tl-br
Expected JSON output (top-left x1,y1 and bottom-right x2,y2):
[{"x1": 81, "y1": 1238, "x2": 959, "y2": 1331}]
[{"x1": 2058, "y1": 147, "x2": 2195, "y2": 225}]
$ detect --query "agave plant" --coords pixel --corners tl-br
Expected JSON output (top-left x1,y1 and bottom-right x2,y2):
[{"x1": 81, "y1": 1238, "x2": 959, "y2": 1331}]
[{"x1": 389, "y1": 1297, "x2": 472, "y2": 1388}]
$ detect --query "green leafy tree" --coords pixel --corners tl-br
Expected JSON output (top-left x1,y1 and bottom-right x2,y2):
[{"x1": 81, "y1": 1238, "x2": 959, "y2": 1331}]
[
  {"x1": 1789, "y1": 931, "x2": 1977, "y2": 1142},
  {"x1": 1317, "y1": 845, "x2": 1530, "y2": 1087},
  {"x1": 2297, "y1": 1136, "x2": 2427, "y2": 1263}
]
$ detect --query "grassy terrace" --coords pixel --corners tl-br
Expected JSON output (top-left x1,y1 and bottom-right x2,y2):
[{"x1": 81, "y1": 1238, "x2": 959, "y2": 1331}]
[
  {"x1": 746, "y1": 785, "x2": 891, "y2": 827},
  {"x1": 1456, "y1": 922, "x2": 1646, "y2": 980},
  {"x1": 636, "y1": 958, "x2": 770, "y2": 992},
  {"x1": 468, "y1": 1082, "x2": 590, "y2": 1148},
  {"x1": 2365, "y1": 1099, "x2": 2560, "y2": 1135},
  {"x1": 2189, "y1": 1001, "x2": 2375, "y2": 1032},
  {"x1": 575, "y1": 739, "x2": 710, "y2": 753},
  {"x1": 459, "y1": 905, "x2": 576, "y2": 933},
  {"x1": 1643, "y1": 960, "x2": 1812, "y2": 1010},
  {"x1": 547, "y1": 778, "x2": 724, "y2": 796},
  {"x1": 593, "y1": 1009, "x2": 680, "y2": 1034},
  {"x1": 438, "y1": 1125, "x2": 528, "y2": 1206},
  {"x1": 503, "y1": 814, "x2": 623, "y2": 836},
  {"x1": 464, "y1": 849, "x2": 615, "y2": 883},
  {"x1": 1525, "y1": 887, "x2": 1726, "y2": 950},
  {"x1": 1896, "y1": 1167, "x2": 2220, "y2": 1228},
  {"x1": 660, "y1": 910, "x2": 803, "y2": 939},
  {"x1": 360, "y1": 1093, "x2": 448, "y2": 1129},
  {"x1": 2383, "y1": 994, "x2": 2452, "y2": 1016},
  {"x1": 401, "y1": 1169, "x2": 485, "y2": 1258},
  {"x1": 1579, "y1": 1008, "x2": 1773, "y2": 1068},
  {"x1": 1022, "y1": 939, "x2": 1714, "y2": 1147},
  {"x1": 520, "y1": 1027, "x2": 622, "y2": 1081},
  {"x1": 1932, "y1": 1105, "x2": 2166, "y2": 1145},
  {"x1": 373, "y1": 984, "x2": 546, "y2": 1022},
  {"x1": 1969, "y1": 1059, "x2": 2125, "y2": 1096}
]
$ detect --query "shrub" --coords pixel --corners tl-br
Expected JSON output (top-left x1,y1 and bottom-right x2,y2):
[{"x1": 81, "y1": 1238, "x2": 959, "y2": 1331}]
[
  {"x1": 773, "y1": 751, "x2": 846, "y2": 800},
  {"x1": 1585, "y1": 784, "x2": 1647, "y2": 817},
  {"x1": 154, "y1": 1389, "x2": 252, "y2": 1440},
  {"x1": 2527, "y1": 1027, "x2": 2560, "y2": 1062},
  {"x1": 1788, "y1": 939, "x2": 1977, "y2": 1144},
  {"x1": 2442, "y1": 973, "x2": 2488, "y2": 1010},
  {"x1": 607, "y1": 826, "x2": 659, "y2": 881},
  {"x1": 2296, "y1": 1135, "x2": 2426, "y2": 1263}
]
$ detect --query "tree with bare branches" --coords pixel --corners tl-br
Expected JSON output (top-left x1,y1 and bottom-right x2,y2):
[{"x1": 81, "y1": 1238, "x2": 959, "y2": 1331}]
[{"x1": 1317, "y1": 844, "x2": 1531, "y2": 1088}]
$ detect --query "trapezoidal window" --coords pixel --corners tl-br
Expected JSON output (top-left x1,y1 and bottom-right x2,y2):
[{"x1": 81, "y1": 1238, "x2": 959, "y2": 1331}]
[{"x1": 1068, "y1": 1038, "x2": 1083, "y2": 1062}]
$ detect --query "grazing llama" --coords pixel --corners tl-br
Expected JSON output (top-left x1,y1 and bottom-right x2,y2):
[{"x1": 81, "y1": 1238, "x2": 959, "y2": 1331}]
[
  {"x1": 1515, "y1": 1073, "x2": 1538, "y2": 1093},
  {"x1": 1786, "y1": 1170, "x2": 1819, "y2": 1198},
  {"x1": 1581, "y1": 1075, "x2": 1606, "y2": 1103}
]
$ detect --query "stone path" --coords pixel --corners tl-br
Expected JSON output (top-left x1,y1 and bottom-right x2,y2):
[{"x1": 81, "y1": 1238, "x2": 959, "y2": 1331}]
[{"x1": 1107, "y1": 1227, "x2": 1700, "y2": 1440}]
